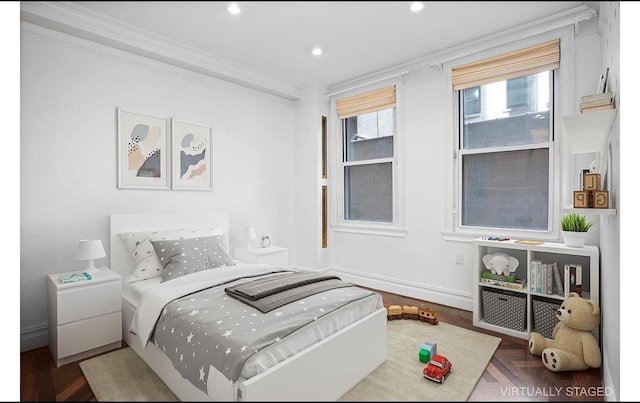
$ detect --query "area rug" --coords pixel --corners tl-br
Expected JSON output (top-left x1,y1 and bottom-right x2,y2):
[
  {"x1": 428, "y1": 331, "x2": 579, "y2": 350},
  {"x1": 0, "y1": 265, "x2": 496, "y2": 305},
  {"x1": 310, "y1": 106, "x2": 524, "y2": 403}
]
[
  {"x1": 79, "y1": 347, "x2": 179, "y2": 401},
  {"x1": 80, "y1": 320, "x2": 501, "y2": 401},
  {"x1": 339, "y1": 320, "x2": 501, "y2": 401}
]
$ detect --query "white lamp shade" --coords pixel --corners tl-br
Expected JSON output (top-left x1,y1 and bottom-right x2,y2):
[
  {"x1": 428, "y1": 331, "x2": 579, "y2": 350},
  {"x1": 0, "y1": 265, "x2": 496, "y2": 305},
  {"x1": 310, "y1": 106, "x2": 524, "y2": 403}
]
[{"x1": 73, "y1": 239, "x2": 106, "y2": 261}]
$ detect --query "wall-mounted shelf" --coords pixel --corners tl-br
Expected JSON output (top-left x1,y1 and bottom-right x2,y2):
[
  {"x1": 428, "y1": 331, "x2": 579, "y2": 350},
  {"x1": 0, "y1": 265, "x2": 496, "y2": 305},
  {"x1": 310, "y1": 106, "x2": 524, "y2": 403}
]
[
  {"x1": 563, "y1": 206, "x2": 616, "y2": 216},
  {"x1": 563, "y1": 109, "x2": 616, "y2": 154}
]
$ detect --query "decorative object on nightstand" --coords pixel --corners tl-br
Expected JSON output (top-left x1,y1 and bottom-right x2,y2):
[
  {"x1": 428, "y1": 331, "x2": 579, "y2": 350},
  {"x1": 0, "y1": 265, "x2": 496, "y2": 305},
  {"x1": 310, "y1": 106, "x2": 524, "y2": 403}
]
[
  {"x1": 260, "y1": 234, "x2": 271, "y2": 248},
  {"x1": 73, "y1": 239, "x2": 106, "y2": 273},
  {"x1": 243, "y1": 226, "x2": 257, "y2": 249},
  {"x1": 48, "y1": 269, "x2": 122, "y2": 367}
]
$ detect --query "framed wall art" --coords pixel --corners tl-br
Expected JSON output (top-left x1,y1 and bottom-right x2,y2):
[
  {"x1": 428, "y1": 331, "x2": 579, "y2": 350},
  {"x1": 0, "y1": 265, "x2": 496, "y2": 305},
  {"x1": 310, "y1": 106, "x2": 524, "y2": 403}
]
[
  {"x1": 117, "y1": 107, "x2": 169, "y2": 189},
  {"x1": 171, "y1": 118, "x2": 213, "y2": 190}
]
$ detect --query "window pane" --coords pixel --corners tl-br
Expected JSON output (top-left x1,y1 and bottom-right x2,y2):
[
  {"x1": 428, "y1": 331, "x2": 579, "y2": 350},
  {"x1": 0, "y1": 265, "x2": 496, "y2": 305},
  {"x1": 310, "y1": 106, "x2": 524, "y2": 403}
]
[
  {"x1": 462, "y1": 149, "x2": 549, "y2": 230},
  {"x1": 344, "y1": 163, "x2": 392, "y2": 222},
  {"x1": 464, "y1": 87, "x2": 481, "y2": 116},
  {"x1": 462, "y1": 71, "x2": 551, "y2": 149},
  {"x1": 344, "y1": 108, "x2": 394, "y2": 162}
]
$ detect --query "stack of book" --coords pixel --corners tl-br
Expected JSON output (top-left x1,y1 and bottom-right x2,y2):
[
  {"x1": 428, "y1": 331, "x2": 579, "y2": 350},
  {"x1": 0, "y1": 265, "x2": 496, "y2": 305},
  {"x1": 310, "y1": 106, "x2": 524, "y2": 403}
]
[
  {"x1": 529, "y1": 260, "x2": 564, "y2": 296},
  {"x1": 481, "y1": 271, "x2": 525, "y2": 290},
  {"x1": 580, "y1": 91, "x2": 614, "y2": 113}
]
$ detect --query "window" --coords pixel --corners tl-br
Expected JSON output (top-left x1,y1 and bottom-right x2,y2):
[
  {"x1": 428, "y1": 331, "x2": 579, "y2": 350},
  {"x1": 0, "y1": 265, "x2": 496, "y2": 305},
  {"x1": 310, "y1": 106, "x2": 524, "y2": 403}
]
[
  {"x1": 336, "y1": 85, "x2": 396, "y2": 224},
  {"x1": 463, "y1": 86, "x2": 481, "y2": 117},
  {"x1": 452, "y1": 40, "x2": 559, "y2": 233}
]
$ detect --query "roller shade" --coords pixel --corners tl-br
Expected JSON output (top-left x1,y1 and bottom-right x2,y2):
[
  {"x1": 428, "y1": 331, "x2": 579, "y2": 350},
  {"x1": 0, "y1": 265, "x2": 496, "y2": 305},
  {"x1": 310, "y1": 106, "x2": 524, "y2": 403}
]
[
  {"x1": 336, "y1": 85, "x2": 396, "y2": 119},
  {"x1": 452, "y1": 39, "x2": 560, "y2": 91}
]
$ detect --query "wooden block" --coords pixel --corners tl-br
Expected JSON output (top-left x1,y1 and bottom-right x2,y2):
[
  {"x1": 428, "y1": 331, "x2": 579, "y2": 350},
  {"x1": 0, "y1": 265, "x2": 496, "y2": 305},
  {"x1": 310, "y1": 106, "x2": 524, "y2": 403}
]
[
  {"x1": 573, "y1": 191, "x2": 592, "y2": 208},
  {"x1": 419, "y1": 349, "x2": 431, "y2": 363},
  {"x1": 583, "y1": 173, "x2": 601, "y2": 191},
  {"x1": 594, "y1": 190, "x2": 609, "y2": 208}
]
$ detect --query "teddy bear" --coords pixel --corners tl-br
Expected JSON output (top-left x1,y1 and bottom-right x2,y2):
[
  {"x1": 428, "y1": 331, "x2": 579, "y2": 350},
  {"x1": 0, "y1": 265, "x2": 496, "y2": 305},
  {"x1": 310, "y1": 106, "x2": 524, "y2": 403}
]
[
  {"x1": 528, "y1": 292, "x2": 601, "y2": 372},
  {"x1": 482, "y1": 252, "x2": 519, "y2": 276}
]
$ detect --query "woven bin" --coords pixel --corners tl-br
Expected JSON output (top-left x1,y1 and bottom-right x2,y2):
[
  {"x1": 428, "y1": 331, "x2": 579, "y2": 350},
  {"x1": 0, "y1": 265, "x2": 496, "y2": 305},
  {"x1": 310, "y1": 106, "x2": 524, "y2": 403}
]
[
  {"x1": 532, "y1": 298, "x2": 561, "y2": 339},
  {"x1": 481, "y1": 288, "x2": 526, "y2": 331}
]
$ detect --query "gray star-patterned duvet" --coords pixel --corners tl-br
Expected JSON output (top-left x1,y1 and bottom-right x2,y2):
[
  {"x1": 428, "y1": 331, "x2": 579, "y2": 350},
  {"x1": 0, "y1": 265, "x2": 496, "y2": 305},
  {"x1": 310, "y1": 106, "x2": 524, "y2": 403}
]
[{"x1": 129, "y1": 264, "x2": 382, "y2": 394}]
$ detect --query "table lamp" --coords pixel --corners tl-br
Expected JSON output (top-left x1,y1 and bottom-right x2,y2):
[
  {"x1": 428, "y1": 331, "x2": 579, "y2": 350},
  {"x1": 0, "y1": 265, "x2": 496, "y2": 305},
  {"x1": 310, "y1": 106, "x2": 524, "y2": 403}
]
[{"x1": 73, "y1": 239, "x2": 106, "y2": 273}]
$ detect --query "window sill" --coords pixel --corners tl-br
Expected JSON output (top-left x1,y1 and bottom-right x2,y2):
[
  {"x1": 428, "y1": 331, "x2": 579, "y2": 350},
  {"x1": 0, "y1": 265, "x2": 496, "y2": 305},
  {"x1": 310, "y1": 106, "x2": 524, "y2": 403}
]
[
  {"x1": 441, "y1": 230, "x2": 561, "y2": 243},
  {"x1": 333, "y1": 223, "x2": 408, "y2": 237}
]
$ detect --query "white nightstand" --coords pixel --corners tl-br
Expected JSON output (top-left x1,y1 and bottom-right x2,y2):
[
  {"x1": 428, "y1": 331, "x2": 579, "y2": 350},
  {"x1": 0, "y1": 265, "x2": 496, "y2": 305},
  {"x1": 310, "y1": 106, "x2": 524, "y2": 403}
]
[
  {"x1": 234, "y1": 246, "x2": 289, "y2": 267},
  {"x1": 48, "y1": 268, "x2": 122, "y2": 367}
]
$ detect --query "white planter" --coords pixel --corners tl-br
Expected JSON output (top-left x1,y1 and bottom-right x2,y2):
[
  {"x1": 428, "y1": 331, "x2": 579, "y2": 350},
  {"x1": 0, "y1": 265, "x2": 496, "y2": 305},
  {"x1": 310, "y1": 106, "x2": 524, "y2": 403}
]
[{"x1": 562, "y1": 231, "x2": 588, "y2": 248}]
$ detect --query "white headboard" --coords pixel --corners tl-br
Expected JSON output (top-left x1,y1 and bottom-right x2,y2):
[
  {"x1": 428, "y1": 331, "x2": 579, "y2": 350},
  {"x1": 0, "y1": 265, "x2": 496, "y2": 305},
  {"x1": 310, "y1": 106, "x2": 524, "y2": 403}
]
[{"x1": 110, "y1": 211, "x2": 230, "y2": 277}]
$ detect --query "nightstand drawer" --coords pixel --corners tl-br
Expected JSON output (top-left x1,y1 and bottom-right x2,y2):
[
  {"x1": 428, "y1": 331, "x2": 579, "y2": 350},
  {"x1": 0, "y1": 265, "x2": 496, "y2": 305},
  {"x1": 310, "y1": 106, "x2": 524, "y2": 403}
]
[
  {"x1": 57, "y1": 311, "x2": 121, "y2": 358},
  {"x1": 57, "y1": 281, "x2": 120, "y2": 324}
]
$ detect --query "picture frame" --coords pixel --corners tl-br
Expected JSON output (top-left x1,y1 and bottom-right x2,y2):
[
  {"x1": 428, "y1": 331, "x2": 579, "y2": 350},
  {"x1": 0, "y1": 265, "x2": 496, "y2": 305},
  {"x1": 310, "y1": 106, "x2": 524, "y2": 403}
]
[
  {"x1": 171, "y1": 118, "x2": 213, "y2": 190},
  {"x1": 117, "y1": 108, "x2": 170, "y2": 189}
]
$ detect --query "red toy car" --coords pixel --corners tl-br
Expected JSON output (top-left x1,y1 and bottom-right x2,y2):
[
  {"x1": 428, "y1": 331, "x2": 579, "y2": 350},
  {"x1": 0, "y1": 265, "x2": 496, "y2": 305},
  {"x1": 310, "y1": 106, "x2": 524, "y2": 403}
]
[{"x1": 423, "y1": 354, "x2": 452, "y2": 383}]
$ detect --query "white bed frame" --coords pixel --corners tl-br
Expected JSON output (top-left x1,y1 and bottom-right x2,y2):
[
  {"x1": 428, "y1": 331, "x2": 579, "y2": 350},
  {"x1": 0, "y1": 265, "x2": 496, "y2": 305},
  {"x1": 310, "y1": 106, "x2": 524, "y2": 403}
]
[{"x1": 110, "y1": 211, "x2": 387, "y2": 401}]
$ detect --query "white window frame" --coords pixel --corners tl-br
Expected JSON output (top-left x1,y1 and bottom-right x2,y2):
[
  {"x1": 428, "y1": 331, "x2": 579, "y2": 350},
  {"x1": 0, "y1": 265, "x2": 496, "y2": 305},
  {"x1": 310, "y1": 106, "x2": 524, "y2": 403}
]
[
  {"x1": 442, "y1": 29, "x2": 573, "y2": 242},
  {"x1": 330, "y1": 77, "x2": 407, "y2": 237}
]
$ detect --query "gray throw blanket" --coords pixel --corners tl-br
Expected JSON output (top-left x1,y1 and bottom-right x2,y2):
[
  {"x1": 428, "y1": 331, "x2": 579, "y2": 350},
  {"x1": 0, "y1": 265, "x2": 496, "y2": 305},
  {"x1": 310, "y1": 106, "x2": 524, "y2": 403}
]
[{"x1": 225, "y1": 272, "x2": 353, "y2": 313}]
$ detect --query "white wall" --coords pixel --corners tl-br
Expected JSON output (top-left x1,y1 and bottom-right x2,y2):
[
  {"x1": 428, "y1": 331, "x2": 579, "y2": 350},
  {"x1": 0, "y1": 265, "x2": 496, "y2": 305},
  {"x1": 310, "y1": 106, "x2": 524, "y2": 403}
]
[
  {"x1": 293, "y1": 90, "x2": 331, "y2": 269},
  {"x1": 20, "y1": 24, "x2": 296, "y2": 351},
  {"x1": 330, "y1": 69, "x2": 473, "y2": 309},
  {"x1": 328, "y1": 20, "x2": 603, "y2": 313},
  {"x1": 597, "y1": 2, "x2": 620, "y2": 400}
]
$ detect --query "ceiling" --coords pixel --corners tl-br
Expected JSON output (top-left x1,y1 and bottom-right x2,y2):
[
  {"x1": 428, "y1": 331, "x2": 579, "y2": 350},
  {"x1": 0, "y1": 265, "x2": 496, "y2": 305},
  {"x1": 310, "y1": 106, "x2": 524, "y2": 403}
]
[{"x1": 24, "y1": 1, "x2": 599, "y2": 98}]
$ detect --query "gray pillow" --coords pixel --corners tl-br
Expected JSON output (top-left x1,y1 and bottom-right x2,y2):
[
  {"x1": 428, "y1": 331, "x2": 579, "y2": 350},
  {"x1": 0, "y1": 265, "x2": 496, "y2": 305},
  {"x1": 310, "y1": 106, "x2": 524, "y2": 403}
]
[{"x1": 150, "y1": 236, "x2": 235, "y2": 283}]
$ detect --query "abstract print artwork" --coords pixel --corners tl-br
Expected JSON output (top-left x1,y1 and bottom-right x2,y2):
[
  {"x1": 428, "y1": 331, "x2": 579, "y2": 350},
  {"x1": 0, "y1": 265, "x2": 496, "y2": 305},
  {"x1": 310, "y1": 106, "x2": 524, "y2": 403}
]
[
  {"x1": 117, "y1": 108, "x2": 169, "y2": 189},
  {"x1": 171, "y1": 119, "x2": 213, "y2": 190}
]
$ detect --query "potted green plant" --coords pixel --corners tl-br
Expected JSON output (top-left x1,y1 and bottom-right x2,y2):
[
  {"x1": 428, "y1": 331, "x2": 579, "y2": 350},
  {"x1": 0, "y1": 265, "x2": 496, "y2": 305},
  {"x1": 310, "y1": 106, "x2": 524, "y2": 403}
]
[{"x1": 561, "y1": 213, "x2": 594, "y2": 247}]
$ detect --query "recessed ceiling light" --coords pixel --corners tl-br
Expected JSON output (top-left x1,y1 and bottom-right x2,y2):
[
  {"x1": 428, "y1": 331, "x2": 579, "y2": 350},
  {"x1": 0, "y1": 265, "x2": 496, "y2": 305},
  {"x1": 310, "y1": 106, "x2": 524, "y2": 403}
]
[
  {"x1": 228, "y1": 3, "x2": 241, "y2": 15},
  {"x1": 312, "y1": 47, "x2": 323, "y2": 56},
  {"x1": 410, "y1": 2, "x2": 424, "y2": 12}
]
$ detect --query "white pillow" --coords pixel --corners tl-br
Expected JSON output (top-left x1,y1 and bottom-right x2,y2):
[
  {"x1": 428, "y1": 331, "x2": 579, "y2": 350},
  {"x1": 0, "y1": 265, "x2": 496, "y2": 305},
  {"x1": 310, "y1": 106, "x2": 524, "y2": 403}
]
[{"x1": 119, "y1": 227, "x2": 225, "y2": 282}]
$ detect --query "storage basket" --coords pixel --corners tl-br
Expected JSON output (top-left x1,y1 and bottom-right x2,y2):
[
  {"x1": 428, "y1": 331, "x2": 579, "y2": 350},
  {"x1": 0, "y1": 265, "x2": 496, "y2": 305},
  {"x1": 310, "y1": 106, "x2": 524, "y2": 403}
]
[
  {"x1": 532, "y1": 298, "x2": 561, "y2": 339},
  {"x1": 481, "y1": 288, "x2": 526, "y2": 331}
]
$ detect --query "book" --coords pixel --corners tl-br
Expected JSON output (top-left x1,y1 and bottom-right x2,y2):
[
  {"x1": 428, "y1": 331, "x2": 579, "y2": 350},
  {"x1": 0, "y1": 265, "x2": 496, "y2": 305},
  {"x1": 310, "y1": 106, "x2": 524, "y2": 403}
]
[
  {"x1": 546, "y1": 263, "x2": 553, "y2": 295},
  {"x1": 481, "y1": 271, "x2": 516, "y2": 283},
  {"x1": 581, "y1": 91, "x2": 614, "y2": 103},
  {"x1": 552, "y1": 262, "x2": 564, "y2": 296},
  {"x1": 564, "y1": 264, "x2": 582, "y2": 297},
  {"x1": 59, "y1": 272, "x2": 92, "y2": 284},
  {"x1": 530, "y1": 259, "x2": 542, "y2": 293},
  {"x1": 580, "y1": 104, "x2": 614, "y2": 113}
]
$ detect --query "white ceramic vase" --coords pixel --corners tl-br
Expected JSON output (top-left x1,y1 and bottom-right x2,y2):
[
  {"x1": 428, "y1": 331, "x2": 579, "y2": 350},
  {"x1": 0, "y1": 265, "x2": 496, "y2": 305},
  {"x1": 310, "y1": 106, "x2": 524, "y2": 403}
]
[{"x1": 562, "y1": 231, "x2": 588, "y2": 248}]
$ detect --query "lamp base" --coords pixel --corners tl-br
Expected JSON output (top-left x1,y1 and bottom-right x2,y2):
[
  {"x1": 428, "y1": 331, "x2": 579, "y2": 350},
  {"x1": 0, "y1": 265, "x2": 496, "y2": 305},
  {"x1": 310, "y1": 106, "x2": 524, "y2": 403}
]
[{"x1": 82, "y1": 260, "x2": 104, "y2": 274}]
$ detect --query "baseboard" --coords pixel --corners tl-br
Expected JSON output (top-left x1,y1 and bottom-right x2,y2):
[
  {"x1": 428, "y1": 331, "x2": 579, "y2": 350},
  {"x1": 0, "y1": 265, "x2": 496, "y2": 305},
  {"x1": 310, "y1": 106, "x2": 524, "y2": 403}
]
[
  {"x1": 324, "y1": 265, "x2": 473, "y2": 311},
  {"x1": 20, "y1": 322, "x2": 48, "y2": 353}
]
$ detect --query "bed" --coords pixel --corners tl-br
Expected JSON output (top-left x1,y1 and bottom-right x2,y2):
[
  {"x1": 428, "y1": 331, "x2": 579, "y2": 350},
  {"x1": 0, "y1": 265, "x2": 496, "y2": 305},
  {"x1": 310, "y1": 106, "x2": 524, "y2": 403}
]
[{"x1": 110, "y1": 211, "x2": 387, "y2": 401}]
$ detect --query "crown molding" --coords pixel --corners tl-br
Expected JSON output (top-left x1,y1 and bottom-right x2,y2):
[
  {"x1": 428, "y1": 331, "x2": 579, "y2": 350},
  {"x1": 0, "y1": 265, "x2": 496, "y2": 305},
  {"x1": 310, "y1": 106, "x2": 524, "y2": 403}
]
[
  {"x1": 20, "y1": 1, "x2": 304, "y2": 101},
  {"x1": 327, "y1": 5, "x2": 597, "y2": 95}
]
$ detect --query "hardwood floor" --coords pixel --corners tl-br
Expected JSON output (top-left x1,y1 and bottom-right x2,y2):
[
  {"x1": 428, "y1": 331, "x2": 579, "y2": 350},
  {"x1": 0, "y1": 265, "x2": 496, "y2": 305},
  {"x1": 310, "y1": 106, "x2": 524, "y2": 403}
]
[
  {"x1": 20, "y1": 288, "x2": 605, "y2": 402},
  {"x1": 375, "y1": 289, "x2": 605, "y2": 402}
]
